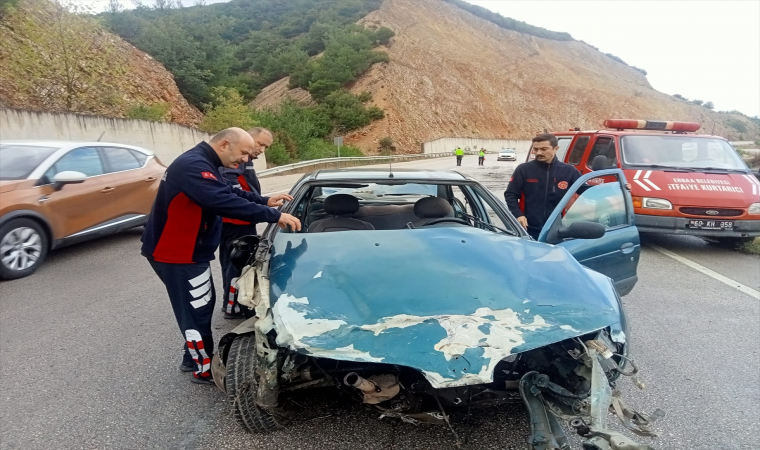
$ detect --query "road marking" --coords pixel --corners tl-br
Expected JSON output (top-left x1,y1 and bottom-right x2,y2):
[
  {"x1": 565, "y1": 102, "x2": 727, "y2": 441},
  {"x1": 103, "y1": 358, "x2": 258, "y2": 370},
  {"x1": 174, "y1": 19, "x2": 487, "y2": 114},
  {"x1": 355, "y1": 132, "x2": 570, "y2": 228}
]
[{"x1": 648, "y1": 244, "x2": 760, "y2": 300}]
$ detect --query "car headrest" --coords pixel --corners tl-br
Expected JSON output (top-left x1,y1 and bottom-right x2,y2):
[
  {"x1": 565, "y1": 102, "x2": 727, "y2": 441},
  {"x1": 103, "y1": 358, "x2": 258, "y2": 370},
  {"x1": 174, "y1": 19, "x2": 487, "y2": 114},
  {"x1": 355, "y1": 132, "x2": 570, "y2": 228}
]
[
  {"x1": 324, "y1": 194, "x2": 360, "y2": 216},
  {"x1": 414, "y1": 197, "x2": 453, "y2": 218}
]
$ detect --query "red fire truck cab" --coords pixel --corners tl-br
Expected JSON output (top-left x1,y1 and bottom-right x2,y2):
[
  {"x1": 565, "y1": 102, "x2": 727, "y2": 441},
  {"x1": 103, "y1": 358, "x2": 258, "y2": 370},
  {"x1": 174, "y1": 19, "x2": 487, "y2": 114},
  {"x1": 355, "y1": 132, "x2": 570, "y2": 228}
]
[{"x1": 536, "y1": 119, "x2": 760, "y2": 246}]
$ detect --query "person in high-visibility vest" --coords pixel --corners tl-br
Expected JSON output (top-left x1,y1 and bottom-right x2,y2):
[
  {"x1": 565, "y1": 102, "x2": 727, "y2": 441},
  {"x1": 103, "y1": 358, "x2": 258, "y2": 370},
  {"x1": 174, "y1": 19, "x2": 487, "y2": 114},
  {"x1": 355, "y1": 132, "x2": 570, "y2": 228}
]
[
  {"x1": 478, "y1": 148, "x2": 485, "y2": 166},
  {"x1": 455, "y1": 147, "x2": 464, "y2": 166}
]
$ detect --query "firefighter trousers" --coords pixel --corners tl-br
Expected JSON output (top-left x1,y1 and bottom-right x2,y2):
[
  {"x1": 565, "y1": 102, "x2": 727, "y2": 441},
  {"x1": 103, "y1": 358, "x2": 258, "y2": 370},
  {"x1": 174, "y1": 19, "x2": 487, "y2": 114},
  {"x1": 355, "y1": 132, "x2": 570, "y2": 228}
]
[
  {"x1": 219, "y1": 223, "x2": 259, "y2": 314},
  {"x1": 149, "y1": 259, "x2": 216, "y2": 380}
]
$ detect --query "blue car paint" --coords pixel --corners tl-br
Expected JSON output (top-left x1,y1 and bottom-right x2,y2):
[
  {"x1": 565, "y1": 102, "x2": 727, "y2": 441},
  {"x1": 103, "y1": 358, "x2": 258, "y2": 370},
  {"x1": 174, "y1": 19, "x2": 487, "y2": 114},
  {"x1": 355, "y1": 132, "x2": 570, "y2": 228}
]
[
  {"x1": 268, "y1": 226, "x2": 625, "y2": 388},
  {"x1": 537, "y1": 169, "x2": 640, "y2": 290}
]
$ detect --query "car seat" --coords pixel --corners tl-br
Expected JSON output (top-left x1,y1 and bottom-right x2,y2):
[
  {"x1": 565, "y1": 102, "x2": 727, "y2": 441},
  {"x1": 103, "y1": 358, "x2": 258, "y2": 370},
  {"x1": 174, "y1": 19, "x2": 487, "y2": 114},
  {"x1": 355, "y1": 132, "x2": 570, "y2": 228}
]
[
  {"x1": 307, "y1": 194, "x2": 375, "y2": 232},
  {"x1": 410, "y1": 197, "x2": 455, "y2": 227}
]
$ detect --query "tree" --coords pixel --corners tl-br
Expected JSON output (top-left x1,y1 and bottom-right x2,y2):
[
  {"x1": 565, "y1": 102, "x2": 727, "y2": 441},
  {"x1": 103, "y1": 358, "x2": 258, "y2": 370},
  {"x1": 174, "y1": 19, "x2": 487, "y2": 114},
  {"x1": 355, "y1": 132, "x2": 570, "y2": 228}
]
[
  {"x1": 199, "y1": 87, "x2": 257, "y2": 133},
  {"x1": 378, "y1": 136, "x2": 396, "y2": 155},
  {"x1": 673, "y1": 94, "x2": 686, "y2": 100},
  {"x1": 8, "y1": 0, "x2": 126, "y2": 112},
  {"x1": 691, "y1": 99, "x2": 704, "y2": 106},
  {"x1": 704, "y1": 101, "x2": 714, "y2": 110}
]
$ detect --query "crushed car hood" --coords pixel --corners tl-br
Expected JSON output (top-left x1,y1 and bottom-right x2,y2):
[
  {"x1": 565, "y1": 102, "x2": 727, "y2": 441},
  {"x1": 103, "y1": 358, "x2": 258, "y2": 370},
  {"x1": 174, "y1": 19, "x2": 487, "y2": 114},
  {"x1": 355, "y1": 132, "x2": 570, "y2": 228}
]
[{"x1": 269, "y1": 228, "x2": 622, "y2": 388}]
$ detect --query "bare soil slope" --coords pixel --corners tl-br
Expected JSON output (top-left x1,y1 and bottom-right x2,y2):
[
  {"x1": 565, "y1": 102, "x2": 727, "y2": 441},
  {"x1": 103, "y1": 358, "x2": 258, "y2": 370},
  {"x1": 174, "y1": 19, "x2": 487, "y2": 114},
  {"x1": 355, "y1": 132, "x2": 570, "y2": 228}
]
[
  {"x1": 255, "y1": 0, "x2": 758, "y2": 153},
  {"x1": 0, "y1": 0, "x2": 202, "y2": 126}
]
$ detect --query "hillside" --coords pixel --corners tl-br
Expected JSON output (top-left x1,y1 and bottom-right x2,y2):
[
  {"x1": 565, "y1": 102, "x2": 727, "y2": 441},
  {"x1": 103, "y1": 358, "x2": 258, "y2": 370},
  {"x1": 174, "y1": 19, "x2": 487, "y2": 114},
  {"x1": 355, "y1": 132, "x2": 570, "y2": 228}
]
[
  {"x1": 253, "y1": 0, "x2": 759, "y2": 153},
  {"x1": 0, "y1": 0, "x2": 202, "y2": 126}
]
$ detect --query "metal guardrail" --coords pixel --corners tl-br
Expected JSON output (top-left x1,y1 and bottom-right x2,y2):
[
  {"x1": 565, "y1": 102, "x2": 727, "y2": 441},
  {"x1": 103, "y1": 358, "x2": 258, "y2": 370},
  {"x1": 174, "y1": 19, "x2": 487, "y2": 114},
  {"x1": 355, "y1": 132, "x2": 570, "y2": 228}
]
[{"x1": 257, "y1": 151, "x2": 477, "y2": 178}]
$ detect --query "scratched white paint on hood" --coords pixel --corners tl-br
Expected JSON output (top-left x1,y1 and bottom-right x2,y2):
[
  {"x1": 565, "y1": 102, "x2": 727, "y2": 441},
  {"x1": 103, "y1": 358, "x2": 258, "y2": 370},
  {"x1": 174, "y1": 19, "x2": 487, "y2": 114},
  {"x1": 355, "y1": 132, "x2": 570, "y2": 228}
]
[
  {"x1": 360, "y1": 307, "x2": 550, "y2": 387},
  {"x1": 306, "y1": 344, "x2": 384, "y2": 363},
  {"x1": 272, "y1": 294, "x2": 346, "y2": 349}
]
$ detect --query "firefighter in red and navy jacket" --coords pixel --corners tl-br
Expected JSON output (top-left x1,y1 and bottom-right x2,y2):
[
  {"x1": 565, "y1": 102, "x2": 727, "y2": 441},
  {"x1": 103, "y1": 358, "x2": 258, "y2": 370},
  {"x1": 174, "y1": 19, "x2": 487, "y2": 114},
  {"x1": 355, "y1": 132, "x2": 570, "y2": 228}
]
[
  {"x1": 218, "y1": 127, "x2": 282, "y2": 319},
  {"x1": 141, "y1": 128, "x2": 301, "y2": 384},
  {"x1": 504, "y1": 134, "x2": 582, "y2": 240}
]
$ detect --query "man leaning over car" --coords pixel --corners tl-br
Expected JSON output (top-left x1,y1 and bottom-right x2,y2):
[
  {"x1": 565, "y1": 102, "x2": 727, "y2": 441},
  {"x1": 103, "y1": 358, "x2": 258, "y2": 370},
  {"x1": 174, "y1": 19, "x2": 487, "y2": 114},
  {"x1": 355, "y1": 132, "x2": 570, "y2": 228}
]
[
  {"x1": 141, "y1": 128, "x2": 301, "y2": 385},
  {"x1": 218, "y1": 127, "x2": 284, "y2": 319}
]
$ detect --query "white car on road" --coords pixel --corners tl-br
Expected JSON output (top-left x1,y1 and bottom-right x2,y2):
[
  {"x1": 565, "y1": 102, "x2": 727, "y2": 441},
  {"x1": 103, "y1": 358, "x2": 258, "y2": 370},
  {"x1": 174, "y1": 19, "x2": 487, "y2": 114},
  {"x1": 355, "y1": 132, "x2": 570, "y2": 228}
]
[{"x1": 497, "y1": 148, "x2": 517, "y2": 161}]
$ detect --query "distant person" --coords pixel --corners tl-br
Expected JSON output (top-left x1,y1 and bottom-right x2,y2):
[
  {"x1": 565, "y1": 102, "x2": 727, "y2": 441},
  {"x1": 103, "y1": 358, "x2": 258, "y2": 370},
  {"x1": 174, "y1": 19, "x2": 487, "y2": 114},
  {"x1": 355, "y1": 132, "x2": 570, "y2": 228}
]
[
  {"x1": 455, "y1": 147, "x2": 464, "y2": 166},
  {"x1": 141, "y1": 128, "x2": 300, "y2": 384},
  {"x1": 218, "y1": 128, "x2": 287, "y2": 320},
  {"x1": 504, "y1": 133, "x2": 582, "y2": 239},
  {"x1": 478, "y1": 148, "x2": 485, "y2": 166}
]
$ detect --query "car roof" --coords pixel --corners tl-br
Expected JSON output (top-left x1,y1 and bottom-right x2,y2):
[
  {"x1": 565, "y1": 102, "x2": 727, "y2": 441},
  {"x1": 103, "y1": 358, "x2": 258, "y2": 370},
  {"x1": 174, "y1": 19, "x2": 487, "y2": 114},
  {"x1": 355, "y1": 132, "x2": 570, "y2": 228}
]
[
  {"x1": 0, "y1": 140, "x2": 155, "y2": 155},
  {"x1": 306, "y1": 168, "x2": 472, "y2": 182}
]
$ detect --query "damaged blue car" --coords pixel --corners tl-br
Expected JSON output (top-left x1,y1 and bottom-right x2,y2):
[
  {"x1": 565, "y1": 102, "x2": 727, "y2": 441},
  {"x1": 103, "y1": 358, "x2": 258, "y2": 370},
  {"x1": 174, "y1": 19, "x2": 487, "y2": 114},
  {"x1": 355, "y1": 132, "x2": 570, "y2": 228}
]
[{"x1": 211, "y1": 168, "x2": 663, "y2": 449}]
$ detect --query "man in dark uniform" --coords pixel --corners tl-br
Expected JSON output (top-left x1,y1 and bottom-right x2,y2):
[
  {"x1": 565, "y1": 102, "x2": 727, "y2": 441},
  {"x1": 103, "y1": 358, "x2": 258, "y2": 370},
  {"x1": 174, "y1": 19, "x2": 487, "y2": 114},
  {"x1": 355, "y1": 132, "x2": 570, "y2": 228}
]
[
  {"x1": 218, "y1": 127, "x2": 285, "y2": 319},
  {"x1": 504, "y1": 133, "x2": 582, "y2": 239},
  {"x1": 141, "y1": 128, "x2": 301, "y2": 384}
]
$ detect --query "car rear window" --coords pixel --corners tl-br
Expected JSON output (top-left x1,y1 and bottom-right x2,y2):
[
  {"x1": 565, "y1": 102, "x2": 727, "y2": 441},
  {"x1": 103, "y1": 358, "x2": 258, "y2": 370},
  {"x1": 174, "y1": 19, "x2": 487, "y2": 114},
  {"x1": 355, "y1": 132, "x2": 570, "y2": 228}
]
[
  {"x1": 0, "y1": 145, "x2": 59, "y2": 180},
  {"x1": 102, "y1": 147, "x2": 141, "y2": 172}
]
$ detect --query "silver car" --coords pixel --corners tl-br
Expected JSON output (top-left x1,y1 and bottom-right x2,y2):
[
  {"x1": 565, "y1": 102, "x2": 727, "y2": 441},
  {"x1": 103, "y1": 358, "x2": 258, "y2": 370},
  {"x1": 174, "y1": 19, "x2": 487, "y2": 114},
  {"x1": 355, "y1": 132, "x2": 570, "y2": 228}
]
[{"x1": 497, "y1": 148, "x2": 517, "y2": 161}]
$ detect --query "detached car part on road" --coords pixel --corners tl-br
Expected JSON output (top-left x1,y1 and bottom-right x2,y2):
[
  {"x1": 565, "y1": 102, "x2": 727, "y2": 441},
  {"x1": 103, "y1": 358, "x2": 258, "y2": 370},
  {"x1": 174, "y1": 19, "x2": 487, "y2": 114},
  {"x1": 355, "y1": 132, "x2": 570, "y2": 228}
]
[
  {"x1": 211, "y1": 169, "x2": 663, "y2": 449},
  {"x1": 0, "y1": 141, "x2": 165, "y2": 279}
]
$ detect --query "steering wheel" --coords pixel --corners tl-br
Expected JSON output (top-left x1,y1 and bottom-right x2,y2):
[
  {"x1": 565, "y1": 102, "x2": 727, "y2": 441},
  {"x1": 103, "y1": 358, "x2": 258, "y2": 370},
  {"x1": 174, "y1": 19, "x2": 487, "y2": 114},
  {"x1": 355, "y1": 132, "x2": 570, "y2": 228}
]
[{"x1": 423, "y1": 217, "x2": 471, "y2": 226}]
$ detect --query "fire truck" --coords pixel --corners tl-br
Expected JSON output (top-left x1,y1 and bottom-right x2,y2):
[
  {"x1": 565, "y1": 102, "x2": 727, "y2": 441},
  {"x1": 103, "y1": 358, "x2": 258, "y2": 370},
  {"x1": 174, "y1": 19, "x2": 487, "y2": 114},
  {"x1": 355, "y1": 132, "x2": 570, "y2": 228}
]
[{"x1": 533, "y1": 119, "x2": 760, "y2": 246}]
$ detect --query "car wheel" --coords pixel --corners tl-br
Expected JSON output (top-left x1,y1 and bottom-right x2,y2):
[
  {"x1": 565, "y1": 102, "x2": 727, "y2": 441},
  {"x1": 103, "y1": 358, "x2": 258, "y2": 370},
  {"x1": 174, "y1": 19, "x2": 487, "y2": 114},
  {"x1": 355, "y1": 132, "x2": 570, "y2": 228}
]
[
  {"x1": 0, "y1": 218, "x2": 49, "y2": 280},
  {"x1": 226, "y1": 334, "x2": 290, "y2": 433},
  {"x1": 712, "y1": 237, "x2": 755, "y2": 248}
]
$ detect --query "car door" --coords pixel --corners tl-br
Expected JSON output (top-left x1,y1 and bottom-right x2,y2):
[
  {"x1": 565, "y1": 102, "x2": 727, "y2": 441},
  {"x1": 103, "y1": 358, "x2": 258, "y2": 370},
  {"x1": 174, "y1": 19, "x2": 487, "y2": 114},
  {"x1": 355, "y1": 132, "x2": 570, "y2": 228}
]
[
  {"x1": 37, "y1": 146, "x2": 113, "y2": 239},
  {"x1": 537, "y1": 169, "x2": 640, "y2": 296},
  {"x1": 99, "y1": 146, "x2": 158, "y2": 220}
]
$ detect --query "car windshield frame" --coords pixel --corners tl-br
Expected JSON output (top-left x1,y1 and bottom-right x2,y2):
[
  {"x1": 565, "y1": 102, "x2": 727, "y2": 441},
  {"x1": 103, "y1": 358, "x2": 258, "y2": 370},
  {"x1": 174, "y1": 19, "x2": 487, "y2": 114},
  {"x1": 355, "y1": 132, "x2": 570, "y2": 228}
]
[
  {"x1": 265, "y1": 178, "x2": 525, "y2": 241},
  {"x1": 620, "y1": 135, "x2": 749, "y2": 172},
  {"x1": 0, "y1": 144, "x2": 60, "y2": 180}
]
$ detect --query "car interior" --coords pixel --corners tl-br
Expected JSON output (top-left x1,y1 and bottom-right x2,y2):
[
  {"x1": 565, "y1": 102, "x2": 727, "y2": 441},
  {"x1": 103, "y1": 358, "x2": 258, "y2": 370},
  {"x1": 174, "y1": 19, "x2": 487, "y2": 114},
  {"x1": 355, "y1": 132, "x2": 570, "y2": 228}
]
[{"x1": 290, "y1": 182, "x2": 517, "y2": 235}]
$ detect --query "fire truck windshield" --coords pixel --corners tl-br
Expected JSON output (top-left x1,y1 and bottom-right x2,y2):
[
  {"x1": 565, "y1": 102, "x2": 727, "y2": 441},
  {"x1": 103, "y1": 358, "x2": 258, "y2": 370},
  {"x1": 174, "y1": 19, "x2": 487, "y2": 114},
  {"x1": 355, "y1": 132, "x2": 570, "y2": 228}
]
[{"x1": 621, "y1": 135, "x2": 750, "y2": 171}]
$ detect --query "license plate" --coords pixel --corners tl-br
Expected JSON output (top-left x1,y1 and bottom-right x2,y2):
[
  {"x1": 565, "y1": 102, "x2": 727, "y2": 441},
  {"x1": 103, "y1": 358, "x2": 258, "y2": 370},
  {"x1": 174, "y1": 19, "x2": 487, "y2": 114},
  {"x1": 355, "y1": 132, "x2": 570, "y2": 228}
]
[{"x1": 689, "y1": 220, "x2": 733, "y2": 230}]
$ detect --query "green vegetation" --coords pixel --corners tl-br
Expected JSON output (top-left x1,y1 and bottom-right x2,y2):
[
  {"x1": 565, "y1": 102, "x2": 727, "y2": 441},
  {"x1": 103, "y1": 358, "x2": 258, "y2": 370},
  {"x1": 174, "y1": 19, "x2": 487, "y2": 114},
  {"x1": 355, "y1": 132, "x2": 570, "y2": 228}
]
[
  {"x1": 440, "y1": 0, "x2": 573, "y2": 41},
  {"x1": 726, "y1": 118, "x2": 748, "y2": 133},
  {"x1": 738, "y1": 238, "x2": 760, "y2": 255},
  {"x1": 126, "y1": 102, "x2": 171, "y2": 121},
  {"x1": 102, "y1": 0, "x2": 393, "y2": 165},
  {"x1": 378, "y1": 136, "x2": 396, "y2": 155},
  {"x1": 0, "y1": 0, "x2": 18, "y2": 16},
  {"x1": 102, "y1": 0, "x2": 388, "y2": 107},
  {"x1": 7, "y1": 0, "x2": 126, "y2": 112}
]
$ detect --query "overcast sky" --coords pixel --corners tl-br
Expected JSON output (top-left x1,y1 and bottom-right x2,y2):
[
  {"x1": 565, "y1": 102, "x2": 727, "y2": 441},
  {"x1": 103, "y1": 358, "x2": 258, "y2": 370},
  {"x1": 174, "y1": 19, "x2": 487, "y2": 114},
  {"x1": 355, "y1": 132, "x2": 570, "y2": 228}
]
[{"x1": 86, "y1": 0, "x2": 760, "y2": 117}]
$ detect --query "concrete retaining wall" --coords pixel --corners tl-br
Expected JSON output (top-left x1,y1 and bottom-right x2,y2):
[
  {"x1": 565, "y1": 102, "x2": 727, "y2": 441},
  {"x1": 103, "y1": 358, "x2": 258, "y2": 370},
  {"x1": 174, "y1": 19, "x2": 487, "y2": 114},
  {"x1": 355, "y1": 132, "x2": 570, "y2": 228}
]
[
  {"x1": 423, "y1": 137, "x2": 532, "y2": 154},
  {"x1": 0, "y1": 107, "x2": 267, "y2": 170}
]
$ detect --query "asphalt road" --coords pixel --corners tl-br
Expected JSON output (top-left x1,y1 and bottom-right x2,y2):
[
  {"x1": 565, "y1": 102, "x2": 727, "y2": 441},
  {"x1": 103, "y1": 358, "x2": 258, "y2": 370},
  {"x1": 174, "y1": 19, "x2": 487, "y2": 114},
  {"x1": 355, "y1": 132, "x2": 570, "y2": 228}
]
[{"x1": 1, "y1": 154, "x2": 758, "y2": 450}]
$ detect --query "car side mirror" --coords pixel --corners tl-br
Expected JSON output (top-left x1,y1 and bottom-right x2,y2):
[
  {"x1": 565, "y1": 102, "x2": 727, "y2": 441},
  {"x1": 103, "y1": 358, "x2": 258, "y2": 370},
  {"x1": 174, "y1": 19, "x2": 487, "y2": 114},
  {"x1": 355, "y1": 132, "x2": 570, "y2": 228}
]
[
  {"x1": 557, "y1": 221, "x2": 606, "y2": 240},
  {"x1": 591, "y1": 155, "x2": 608, "y2": 171},
  {"x1": 52, "y1": 171, "x2": 87, "y2": 191},
  {"x1": 230, "y1": 235, "x2": 261, "y2": 270}
]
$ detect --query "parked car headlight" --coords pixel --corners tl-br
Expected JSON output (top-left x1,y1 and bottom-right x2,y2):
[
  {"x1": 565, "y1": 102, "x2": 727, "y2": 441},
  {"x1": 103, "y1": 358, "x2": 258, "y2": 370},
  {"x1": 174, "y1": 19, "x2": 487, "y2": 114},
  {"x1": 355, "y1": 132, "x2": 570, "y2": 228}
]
[
  {"x1": 749, "y1": 203, "x2": 760, "y2": 215},
  {"x1": 642, "y1": 197, "x2": 673, "y2": 210}
]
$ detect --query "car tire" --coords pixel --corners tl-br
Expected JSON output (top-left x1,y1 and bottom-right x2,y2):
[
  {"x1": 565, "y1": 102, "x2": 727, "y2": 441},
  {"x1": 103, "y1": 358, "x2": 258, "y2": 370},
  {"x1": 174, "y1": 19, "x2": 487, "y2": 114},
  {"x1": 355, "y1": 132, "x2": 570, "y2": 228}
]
[
  {"x1": 226, "y1": 334, "x2": 289, "y2": 433},
  {"x1": 712, "y1": 237, "x2": 755, "y2": 248},
  {"x1": 0, "y1": 218, "x2": 49, "y2": 280}
]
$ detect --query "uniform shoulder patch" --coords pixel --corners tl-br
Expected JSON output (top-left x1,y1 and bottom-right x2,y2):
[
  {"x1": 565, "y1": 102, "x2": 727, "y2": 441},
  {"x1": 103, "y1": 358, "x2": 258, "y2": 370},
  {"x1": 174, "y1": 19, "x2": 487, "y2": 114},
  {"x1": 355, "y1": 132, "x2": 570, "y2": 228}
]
[
  {"x1": 558, "y1": 181, "x2": 569, "y2": 189},
  {"x1": 201, "y1": 171, "x2": 218, "y2": 180}
]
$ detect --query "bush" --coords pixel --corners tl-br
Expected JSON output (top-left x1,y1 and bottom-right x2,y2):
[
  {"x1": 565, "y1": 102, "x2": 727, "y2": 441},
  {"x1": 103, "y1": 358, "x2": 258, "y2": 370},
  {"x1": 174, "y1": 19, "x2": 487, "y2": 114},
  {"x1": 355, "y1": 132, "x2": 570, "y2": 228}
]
[
  {"x1": 726, "y1": 118, "x2": 747, "y2": 133},
  {"x1": 378, "y1": 136, "x2": 396, "y2": 155},
  {"x1": 0, "y1": 0, "x2": 18, "y2": 16},
  {"x1": 126, "y1": 102, "x2": 171, "y2": 121},
  {"x1": 691, "y1": 99, "x2": 704, "y2": 106},
  {"x1": 199, "y1": 87, "x2": 257, "y2": 133},
  {"x1": 704, "y1": 101, "x2": 714, "y2": 110},
  {"x1": 673, "y1": 94, "x2": 686, "y2": 100}
]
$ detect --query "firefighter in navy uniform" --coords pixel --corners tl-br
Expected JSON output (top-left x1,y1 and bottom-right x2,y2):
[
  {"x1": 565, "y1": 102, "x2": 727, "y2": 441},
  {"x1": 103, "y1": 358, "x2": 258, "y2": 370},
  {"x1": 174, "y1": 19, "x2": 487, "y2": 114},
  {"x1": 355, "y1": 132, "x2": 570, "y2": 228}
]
[
  {"x1": 218, "y1": 128, "x2": 284, "y2": 319},
  {"x1": 141, "y1": 128, "x2": 301, "y2": 385},
  {"x1": 504, "y1": 133, "x2": 582, "y2": 240}
]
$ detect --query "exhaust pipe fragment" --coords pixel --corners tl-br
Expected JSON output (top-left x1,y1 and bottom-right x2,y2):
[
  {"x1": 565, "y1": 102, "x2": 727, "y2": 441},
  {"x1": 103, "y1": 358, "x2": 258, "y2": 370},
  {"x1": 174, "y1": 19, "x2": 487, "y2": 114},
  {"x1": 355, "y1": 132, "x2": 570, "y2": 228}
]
[{"x1": 343, "y1": 372, "x2": 401, "y2": 404}]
